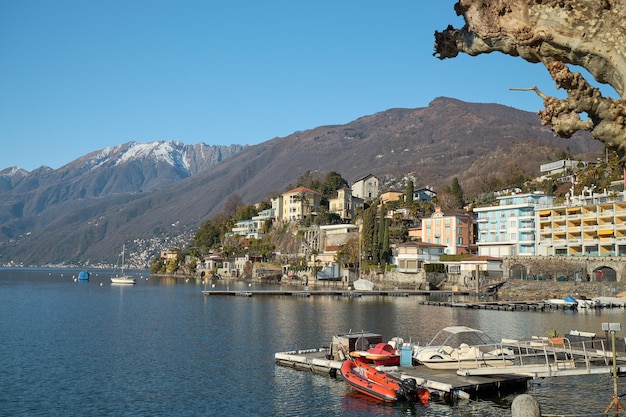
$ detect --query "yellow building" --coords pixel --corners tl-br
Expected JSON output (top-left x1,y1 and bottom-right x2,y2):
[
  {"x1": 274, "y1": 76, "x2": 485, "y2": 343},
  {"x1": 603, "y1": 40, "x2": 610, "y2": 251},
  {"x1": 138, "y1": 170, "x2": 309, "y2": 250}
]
[{"x1": 537, "y1": 198, "x2": 626, "y2": 257}]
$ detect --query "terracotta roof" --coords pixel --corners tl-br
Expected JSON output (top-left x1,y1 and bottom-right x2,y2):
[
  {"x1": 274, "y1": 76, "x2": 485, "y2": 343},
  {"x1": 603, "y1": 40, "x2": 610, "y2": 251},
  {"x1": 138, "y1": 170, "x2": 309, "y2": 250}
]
[{"x1": 285, "y1": 186, "x2": 321, "y2": 195}]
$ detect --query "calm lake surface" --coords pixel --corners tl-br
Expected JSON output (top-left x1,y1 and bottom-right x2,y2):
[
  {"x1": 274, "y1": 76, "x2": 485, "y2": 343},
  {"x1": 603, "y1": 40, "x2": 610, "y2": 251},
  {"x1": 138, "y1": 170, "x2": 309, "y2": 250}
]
[{"x1": 1, "y1": 268, "x2": 625, "y2": 416}]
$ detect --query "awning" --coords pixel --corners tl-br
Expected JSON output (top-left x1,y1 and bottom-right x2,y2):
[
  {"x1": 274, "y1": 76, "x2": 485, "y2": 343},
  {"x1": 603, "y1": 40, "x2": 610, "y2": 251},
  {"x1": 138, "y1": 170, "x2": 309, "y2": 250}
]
[
  {"x1": 538, "y1": 210, "x2": 551, "y2": 216},
  {"x1": 598, "y1": 229, "x2": 614, "y2": 236},
  {"x1": 567, "y1": 207, "x2": 581, "y2": 213}
]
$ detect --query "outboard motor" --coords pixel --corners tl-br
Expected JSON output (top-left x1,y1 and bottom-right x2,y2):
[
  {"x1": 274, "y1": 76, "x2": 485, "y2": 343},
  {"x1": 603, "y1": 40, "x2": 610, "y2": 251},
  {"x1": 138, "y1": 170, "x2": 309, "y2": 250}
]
[{"x1": 398, "y1": 378, "x2": 418, "y2": 402}]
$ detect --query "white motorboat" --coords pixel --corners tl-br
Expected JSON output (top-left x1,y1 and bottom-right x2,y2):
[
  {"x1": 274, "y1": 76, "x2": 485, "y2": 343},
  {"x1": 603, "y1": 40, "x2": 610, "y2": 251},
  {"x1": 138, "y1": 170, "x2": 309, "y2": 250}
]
[{"x1": 414, "y1": 326, "x2": 514, "y2": 370}]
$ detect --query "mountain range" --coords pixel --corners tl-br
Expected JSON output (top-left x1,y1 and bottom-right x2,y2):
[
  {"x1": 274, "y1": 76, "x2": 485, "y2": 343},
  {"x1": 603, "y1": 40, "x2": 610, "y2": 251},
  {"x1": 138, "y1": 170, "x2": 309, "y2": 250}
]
[{"x1": 0, "y1": 97, "x2": 602, "y2": 267}]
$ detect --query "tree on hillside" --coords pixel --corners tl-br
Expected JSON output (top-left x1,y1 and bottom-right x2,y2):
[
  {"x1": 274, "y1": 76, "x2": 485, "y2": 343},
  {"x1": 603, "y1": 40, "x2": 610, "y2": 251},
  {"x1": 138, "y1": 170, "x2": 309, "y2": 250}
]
[
  {"x1": 321, "y1": 171, "x2": 349, "y2": 197},
  {"x1": 449, "y1": 177, "x2": 464, "y2": 208},
  {"x1": 193, "y1": 215, "x2": 228, "y2": 251},
  {"x1": 222, "y1": 194, "x2": 245, "y2": 218},
  {"x1": 296, "y1": 170, "x2": 322, "y2": 191}
]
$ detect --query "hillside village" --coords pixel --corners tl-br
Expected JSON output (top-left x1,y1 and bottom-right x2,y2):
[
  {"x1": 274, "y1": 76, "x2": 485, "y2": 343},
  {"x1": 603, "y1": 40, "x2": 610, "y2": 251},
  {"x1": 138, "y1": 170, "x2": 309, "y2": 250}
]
[{"x1": 152, "y1": 153, "x2": 626, "y2": 291}]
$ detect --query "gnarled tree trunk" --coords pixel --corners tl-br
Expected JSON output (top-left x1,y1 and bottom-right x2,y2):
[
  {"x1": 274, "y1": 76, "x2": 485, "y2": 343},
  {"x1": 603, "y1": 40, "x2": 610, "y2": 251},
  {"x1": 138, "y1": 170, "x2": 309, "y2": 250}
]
[{"x1": 435, "y1": 1, "x2": 626, "y2": 156}]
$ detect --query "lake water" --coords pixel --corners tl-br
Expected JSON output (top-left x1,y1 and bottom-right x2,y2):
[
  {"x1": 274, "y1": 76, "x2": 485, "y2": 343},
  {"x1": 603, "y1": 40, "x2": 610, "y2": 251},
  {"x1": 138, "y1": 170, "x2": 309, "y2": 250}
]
[{"x1": 1, "y1": 268, "x2": 625, "y2": 416}]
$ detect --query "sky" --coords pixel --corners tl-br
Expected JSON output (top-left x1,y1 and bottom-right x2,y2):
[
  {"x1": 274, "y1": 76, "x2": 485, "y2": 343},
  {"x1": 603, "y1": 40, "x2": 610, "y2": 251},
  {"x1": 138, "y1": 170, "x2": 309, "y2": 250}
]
[{"x1": 0, "y1": 0, "x2": 604, "y2": 171}]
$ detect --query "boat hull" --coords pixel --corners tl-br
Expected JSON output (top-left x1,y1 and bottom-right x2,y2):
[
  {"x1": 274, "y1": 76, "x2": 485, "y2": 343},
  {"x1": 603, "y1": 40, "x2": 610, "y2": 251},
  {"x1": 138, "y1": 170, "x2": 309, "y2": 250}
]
[
  {"x1": 340, "y1": 360, "x2": 399, "y2": 402},
  {"x1": 111, "y1": 277, "x2": 136, "y2": 285},
  {"x1": 420, "y1": 357, "x2": 514, "y2": 370}
]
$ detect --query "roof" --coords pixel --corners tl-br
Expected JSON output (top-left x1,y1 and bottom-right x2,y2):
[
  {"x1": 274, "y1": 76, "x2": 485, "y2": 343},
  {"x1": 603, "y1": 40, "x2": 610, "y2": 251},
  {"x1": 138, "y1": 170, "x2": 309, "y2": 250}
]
[
  {"x1": 284, "y1": 186, "x2": 321, "y2": 195},
  {"x1": 460, "y1": 255, "x2": 503, "y2": 262},
  {"x1": 353, "y1": 174, "x2": 378, "y2": 183},
  {"x1": 397, "y1": 241, "x2": 447, "y2": 248}
]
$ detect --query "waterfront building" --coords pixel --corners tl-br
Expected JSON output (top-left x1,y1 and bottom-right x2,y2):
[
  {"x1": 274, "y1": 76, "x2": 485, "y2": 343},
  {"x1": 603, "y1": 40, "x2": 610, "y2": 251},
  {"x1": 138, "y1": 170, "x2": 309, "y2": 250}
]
[
  {"x1": 536, "y1": 189, "x2": 626, "y2": 257},
  {"x1": 474, "y1": 191, "x2": 554, "y2": 257},
  {"x1": 421, "y1": 207, "x2": 476, "y2": 255},
  {"x1": 392, "y1": 241, "x2": 446, "y2": 273}
]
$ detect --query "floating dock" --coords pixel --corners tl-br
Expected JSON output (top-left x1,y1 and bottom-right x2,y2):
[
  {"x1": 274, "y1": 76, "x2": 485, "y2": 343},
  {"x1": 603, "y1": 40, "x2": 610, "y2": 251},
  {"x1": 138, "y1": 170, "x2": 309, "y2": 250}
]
[
  {"x1": 274, "y1": 347, "x2": 530, "y2": 401},
  {"x1": 202, "y1": 289, "x2": 482, "y2": 297},
  {"x1": 275, "y1": 332, "x2": 626, "y2": 402}
]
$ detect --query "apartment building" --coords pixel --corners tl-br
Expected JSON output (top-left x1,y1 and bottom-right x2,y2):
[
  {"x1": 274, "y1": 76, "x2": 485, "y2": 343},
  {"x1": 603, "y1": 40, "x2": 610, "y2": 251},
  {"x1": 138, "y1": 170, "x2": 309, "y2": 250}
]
[
  {"x1": 328, "y1": 188, "x2": 363, "y2": 221},
  {"x1": 536, "y1": 190, "x2": 626, "y2": 257},
  {"x1": 421, "y1": 207, "x2": 476, "y2": 255},
  {"x1": 474, "y1": 191, "x2": 554, "y2": 257},
  {"x1": 271, "y1": 186, "x2": 321, "y2": 222}
]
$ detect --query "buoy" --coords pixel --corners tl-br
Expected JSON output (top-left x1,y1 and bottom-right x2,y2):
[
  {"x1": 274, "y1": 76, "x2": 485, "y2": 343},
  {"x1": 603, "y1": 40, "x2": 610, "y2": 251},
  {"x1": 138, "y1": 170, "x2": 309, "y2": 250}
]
[
  {"x1": 248, "y1": 283, "x2": 252, "y2": 287},
  {"x1": 100, "y1": 282, "x2": 103, "y2": 286},
  {"x1": 212, "y1": 284, "x2": 216, "y2": 288}
]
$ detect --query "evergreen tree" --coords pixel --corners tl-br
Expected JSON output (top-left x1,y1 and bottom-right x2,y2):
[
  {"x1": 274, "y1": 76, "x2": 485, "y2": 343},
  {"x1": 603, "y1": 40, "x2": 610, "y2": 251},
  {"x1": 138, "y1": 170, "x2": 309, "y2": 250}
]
[
  {"x1": 361, "y1": 205, "x2": 375, "y2": 261},
  {"x1": 381, "y1": 223, "x2": 390, "y2": 265},
  {"x1": 450, "y1": 177, "x2": 464, "y2": 208},
  {"x1": 405, "y1": 180, "x2": 414, "y2": 206}
]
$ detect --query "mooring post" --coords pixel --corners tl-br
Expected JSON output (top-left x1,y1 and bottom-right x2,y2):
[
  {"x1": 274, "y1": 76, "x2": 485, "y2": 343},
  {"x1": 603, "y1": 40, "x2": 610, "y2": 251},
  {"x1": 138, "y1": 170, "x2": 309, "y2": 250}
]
[{"x1": 511, "y1": 394, "x2": 541, "y2": 417}]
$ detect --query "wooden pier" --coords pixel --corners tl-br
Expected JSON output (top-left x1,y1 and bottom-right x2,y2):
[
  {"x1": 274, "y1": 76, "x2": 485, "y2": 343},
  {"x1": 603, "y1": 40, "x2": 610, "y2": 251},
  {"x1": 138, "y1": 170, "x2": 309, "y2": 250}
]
[
  {"x1": 201, "y1": 289, "x2": 476, "y2": 297},
  {"x1": 419, "y1": 299, "x2": 625, "y2": 311}
]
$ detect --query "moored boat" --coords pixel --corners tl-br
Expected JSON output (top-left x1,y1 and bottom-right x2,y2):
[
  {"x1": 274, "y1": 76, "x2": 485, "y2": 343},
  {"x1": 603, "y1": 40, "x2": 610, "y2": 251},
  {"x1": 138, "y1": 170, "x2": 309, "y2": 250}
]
[
  {"x1": 340, "y1": 359, "x2": 428, "y2": 403},
  {"x1": 541, "y1": 295, "x2": 578, "y2": 308},
  {"x1": 353, "y1": 278, "x2": 374, "y2": 291},
  {"x1": 110, "y1": 244, "x2": 136, "y2": 285},
  {"x1": 414, "y1": 326, "x2": 514, "y2": 370}
]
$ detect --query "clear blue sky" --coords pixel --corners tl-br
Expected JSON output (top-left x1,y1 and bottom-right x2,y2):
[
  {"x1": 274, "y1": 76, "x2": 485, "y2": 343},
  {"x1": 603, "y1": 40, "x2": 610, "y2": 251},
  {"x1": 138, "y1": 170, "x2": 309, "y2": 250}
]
[{"x1": 0, "y1": 0, "x2": 584, "y2": 171}]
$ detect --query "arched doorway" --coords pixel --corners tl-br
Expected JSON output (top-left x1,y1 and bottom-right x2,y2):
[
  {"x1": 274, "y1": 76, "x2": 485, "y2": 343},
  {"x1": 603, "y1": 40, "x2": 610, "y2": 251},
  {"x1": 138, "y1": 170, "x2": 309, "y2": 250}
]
[
  {"x1": 509, "y1": 264, "x2": 527, "y2": 280},
  {"x1": 593, "y1": 266, "x2": 617, "y2": 282}
]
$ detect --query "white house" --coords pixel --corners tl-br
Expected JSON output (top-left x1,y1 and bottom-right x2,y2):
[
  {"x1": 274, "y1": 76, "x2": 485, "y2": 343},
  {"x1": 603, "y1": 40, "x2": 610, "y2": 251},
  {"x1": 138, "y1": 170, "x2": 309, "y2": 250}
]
[
  {"x1": 392, "y1": 241, "x2": 446, "y2": 273},
  {"x1": 351, "y1": 174, "x2": 379, "y2": 200}
]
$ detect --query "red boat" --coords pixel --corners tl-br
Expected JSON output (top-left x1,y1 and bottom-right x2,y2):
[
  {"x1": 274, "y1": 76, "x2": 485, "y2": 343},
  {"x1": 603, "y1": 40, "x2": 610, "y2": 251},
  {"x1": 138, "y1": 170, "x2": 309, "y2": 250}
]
[{"x1": 340, "y1": 359, "x2": 430, "y2": 404}]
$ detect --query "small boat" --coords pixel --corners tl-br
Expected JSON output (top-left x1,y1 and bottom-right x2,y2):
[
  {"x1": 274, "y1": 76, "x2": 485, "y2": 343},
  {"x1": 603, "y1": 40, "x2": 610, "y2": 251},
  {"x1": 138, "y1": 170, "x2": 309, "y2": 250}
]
[
  {"x1": 592, "y1": 296, "x2": 626, "y2": 307},
  {"x1": 414, "y1": 326, "x2": 514, "y2": 370},
  {"x1": 77, "y1": 271, "x2": 90, "y2": 281},
  {"x1": 542, "y1": 295, "x2": 578, "y2": 308},
  {"x1": 340, "y1": 359, "x2": 428, "y2": 403},
  {"x1": 353, "y1": 278, "x2": 374, "y2": 291},
  {"x1": 110, "y1": 244, "x2": 136, "y2": 285}
]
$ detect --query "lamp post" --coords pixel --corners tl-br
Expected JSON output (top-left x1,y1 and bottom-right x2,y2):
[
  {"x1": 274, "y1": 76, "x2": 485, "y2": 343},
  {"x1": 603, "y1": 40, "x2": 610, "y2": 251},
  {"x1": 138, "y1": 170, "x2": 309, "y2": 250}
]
[{"x1": 602, "y1": 322, "x2": 625, "y2": 416}]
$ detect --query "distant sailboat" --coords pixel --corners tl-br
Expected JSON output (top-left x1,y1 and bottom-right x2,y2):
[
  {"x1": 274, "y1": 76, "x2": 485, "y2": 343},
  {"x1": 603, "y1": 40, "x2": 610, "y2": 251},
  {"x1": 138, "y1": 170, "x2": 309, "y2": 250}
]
[{"x1": 110, "y1": 244, "x2": 136, "y2": 285}]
